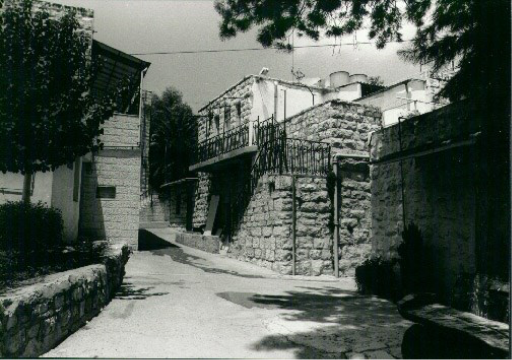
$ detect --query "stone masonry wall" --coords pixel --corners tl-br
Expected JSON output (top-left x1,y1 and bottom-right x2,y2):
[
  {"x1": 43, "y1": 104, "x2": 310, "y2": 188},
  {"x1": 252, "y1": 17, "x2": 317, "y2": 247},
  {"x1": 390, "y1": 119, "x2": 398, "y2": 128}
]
[
  {"x1": 229, "y1": 100, "x2": 379, "y2": 276},
  {"x1": 80, "y1": 150, "x2": 140, "y2": 248},
  {"x1": 0, "y1": 243, "x2": 130, "y2": 358},
  {"x1": 230, "y1": 164, "x2": 372, "y2": 277},
  {"x1": 369, "y1": 102, "x2": 509, "y2": 322},
  {"x1": 100, "y1": 113, "x2": 140, "y2": 148},
  {"x1": 198, "y1": 76, "x2": 254, "y2": 142},
  {"x1": 284, "y1": 100, "x2": 381, "y2": 156},
  {"x1": 192, "y1": 173, "x2": 211, "y2": 229}
]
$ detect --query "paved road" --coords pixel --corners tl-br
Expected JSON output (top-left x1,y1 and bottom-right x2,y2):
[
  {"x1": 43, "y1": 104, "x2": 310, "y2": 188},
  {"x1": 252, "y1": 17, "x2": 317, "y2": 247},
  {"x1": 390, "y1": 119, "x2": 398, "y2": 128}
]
[{"x1": 44, "y1": 228, "x2": 411, "y2": 358}]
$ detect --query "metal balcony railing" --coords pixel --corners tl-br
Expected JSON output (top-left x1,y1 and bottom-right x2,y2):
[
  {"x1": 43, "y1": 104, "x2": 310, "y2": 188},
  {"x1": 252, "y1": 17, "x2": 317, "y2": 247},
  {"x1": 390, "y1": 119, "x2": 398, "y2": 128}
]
[
  {"x1": 194, "y1": 122, "x2": 250, "y2": 164},
  {"x1": 193, "y1": 115, "x2": 282, "y2": 165}
]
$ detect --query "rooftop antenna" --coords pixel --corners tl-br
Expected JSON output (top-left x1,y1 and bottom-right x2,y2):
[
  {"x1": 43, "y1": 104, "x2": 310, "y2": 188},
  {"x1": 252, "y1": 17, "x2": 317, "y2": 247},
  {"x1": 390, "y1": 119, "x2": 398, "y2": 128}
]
[{"x1": 290, "y1": 29, "x2": 305, "y2": 82}]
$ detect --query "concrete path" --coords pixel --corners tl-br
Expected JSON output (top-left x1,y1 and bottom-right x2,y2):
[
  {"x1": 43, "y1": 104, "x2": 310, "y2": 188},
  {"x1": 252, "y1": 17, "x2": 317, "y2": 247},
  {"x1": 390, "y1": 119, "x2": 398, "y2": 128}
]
[{"x1": 43, "y1": 228, "x2": 411, "y2": 358}]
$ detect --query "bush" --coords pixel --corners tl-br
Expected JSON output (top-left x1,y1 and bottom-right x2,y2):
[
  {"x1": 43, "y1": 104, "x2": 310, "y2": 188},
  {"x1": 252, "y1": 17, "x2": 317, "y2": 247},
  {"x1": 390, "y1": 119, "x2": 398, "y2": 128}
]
[
  {"x1": 397, "y1": 222, "x2": 434, "y2": 294},
  {"x1": 0, "y1": 201, "x2": 64, "y2": 253},
  {"x1": 355, "y1": 257, "x2": 402, "y2": 301},
  {"x1": 0, "y1": 236, "x2": 108, "y2": 290}
]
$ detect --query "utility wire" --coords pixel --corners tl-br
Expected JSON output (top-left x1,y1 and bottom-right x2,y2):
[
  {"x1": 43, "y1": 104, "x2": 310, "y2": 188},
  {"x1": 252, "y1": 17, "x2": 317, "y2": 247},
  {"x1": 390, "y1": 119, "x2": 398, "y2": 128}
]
[{"x1": 129, "y1": 40, "x2": 411, "y2": 56}]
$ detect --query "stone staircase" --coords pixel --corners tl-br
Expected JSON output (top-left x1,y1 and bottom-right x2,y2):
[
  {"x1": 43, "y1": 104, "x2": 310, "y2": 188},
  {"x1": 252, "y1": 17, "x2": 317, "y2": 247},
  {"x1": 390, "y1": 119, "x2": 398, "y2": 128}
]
[{"x1": 139, "y1": 191, "x2": 170, "y2": 229}]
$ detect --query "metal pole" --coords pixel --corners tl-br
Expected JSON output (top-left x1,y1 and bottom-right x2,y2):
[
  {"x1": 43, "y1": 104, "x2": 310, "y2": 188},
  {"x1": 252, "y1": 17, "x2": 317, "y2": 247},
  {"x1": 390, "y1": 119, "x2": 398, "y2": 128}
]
[
  {"x1": 398, "y1": 116, "x2": 406, "y2": 228},
  {"x1": 333, "y1": 159, "x2": 340, "y2": 278},
  {"x1": 292, "y1": 175, "x2": 297, "y2": 276}
]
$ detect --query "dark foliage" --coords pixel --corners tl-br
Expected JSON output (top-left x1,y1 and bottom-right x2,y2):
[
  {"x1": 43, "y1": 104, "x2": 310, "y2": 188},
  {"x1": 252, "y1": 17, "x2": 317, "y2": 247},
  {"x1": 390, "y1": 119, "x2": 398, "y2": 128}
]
[
  {"x1": 326, "y1": 168, "x2": 336, "y2": 233},
  {"x1": 355, "y1": 257, "x2": 401, "y2": 302},
  {"x1": 215, "y1": 0, "x2": 510, "y2": 108},
  {"x1": 0, "y1": 201, "x2": 64, "y2": 253},
  {"x1": 149, "y1": 87, "x2": 196, "y2": 190},
  {"x1": 0, "y1": 0, "x2": 128, "y2": 176},
  {"x1": 0, "y1": 234, "x2": 108, "y2": 290},
  {"x1": 397, "y1": 222, "x2": 434, "y2": 294}
]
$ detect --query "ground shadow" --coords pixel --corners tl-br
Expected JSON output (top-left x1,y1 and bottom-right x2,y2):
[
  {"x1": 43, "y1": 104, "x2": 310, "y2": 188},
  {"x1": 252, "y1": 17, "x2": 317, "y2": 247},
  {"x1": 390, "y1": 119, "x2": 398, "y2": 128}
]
[
  {"x1": 217, "y1": 287, "x2": 410, "y2": 358},
  {"x1": 145, "y1": 231, "x2": 265, "y2": 279},
  {"x1": 216, "y1": 287, "x2": 499, "y2": 359},
  {"x1": 115, "y1": 281, "x2": 169, "y2": 300},
  {"x1": 138, "y1": 229, "x2": 178, "y2": 250}
]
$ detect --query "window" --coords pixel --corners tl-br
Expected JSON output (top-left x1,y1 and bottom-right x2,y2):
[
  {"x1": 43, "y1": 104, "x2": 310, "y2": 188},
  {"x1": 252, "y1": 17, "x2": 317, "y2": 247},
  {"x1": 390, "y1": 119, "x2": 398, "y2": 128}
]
[
  {"x1": 73, "y1": 158, "x2": 80, "y2": 202},
  {"x1": 214, "y1": 114, "x2": 220, "y2": 132},
  {"x1": 237, "y1": 102, "x2": 243, "y2": 125},
  {"x1": 96, "y1": 186, "x2": 116, "y2": 199},
  {"x1": 224, "y1": 105, "x2": 231, "y2": 130}
]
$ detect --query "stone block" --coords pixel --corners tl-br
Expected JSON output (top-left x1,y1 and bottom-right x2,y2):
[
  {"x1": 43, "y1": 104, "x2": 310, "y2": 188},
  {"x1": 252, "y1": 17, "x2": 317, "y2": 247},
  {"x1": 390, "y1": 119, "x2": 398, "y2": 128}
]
[
  {"x1": 6, "y1": 330, "x2": 25, "y2": 355},
  {"x1": 321, "y1": 250, "x2": 332, "y2": 260},
  {"x1": 314, "y1": 237, "x2": 328, "y2": 249},
  {"x1": 27, "y1": 323, "x2": 40, "y2": 339},
  {"x1": 6, "y1": 313, "x2": 17, "y2": 331},
  {"x1": 273, "y1": 226, "x2": 290, "y2": 237},
  {"x1": 276, "y1": 237, "x2": 293, "y2": 250},
  {"x1": 296, "y1": 249, "x2": 310, "y2": 260},
  {"x1": 296, "y1": 260, "x2": 312, "y2": 276},
  {"x1": 262, "y1": 227, "x2": 272, "y2": 237},
  {"x1": 21, "y1": 338, "x2": 43, "y2": 358},
  {"x1": 254, "y1": 249, "x2": 262, "y2": 259},
  {"x1": 310, "y1": 249, "x2": 321, "y2": 260},
  {"x1": 297, "y1": 236, "x2": 313, "y2": 249},
  {"x1": 275, "y1": 250, "x2": 292, "y2": 261}
]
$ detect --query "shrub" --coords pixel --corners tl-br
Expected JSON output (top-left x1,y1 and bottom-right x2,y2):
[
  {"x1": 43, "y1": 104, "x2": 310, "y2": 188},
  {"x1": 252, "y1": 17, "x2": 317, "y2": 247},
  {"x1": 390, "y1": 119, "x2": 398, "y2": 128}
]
[
  {"x1": 0, "y1": 201, "x2": 64, "y2": 253},
  {"x1": 397, "y1": 222, "x2": 434, "y2": 294},
  {"x1": 355, "y1": 257, "x2": 402, "y2": 301}
]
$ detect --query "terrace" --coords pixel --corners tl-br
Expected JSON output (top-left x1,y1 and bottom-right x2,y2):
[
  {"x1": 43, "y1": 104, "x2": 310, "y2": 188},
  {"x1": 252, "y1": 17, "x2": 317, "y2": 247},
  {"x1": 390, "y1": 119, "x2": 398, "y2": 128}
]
[{"x1": 189, "y1": 116, "x2": 281, "y2": 172}]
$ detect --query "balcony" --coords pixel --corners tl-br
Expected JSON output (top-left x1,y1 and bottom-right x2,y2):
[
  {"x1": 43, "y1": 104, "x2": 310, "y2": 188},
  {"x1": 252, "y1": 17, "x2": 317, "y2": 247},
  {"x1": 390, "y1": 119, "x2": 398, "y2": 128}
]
[{"x1": 190, "y1": 116, "x2": 280, "y2": 172}]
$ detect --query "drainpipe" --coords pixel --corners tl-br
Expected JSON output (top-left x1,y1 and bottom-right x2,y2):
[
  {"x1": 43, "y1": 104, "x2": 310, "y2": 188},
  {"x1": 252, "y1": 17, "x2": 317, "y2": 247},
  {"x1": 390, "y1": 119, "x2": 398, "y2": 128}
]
[
  {"x1": 273, "y1": 81, "x2": 279, "y2": 122},
  {"x1": 398, "y1": 116, "x2": 406, "y2": 228},
  {"x1": 333, "y1": 159, "x2": 340, "y2": 278},
  {"x1": 405, "y1": 82, "x2": 411, "y2": 111},
  {"x1": 292, "y1": 175, "x2": 297, "y2": 276}
]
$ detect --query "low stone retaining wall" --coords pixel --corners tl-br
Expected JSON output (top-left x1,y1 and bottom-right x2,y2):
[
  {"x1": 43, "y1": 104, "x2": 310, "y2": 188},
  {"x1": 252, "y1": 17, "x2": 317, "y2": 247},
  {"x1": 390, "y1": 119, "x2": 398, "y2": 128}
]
[
  {"x1": 0, "y1": 243, "x2": 131, "y2": 358},
  {"x1": 176, "y1": 232, "x2": 220, "y2": 254}
]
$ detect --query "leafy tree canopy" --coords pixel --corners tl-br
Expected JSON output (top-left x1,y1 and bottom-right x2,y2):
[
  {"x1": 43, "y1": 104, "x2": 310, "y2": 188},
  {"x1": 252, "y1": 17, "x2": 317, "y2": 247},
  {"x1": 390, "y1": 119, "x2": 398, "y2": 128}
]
[
  {"x1": 149, "y1": 87, "x2": 196, "y2": 190},
  {"x1": 0, "y1": 0, "x2": 122, "y2": 175},
  {"x1": 215, "y1": 0, "x2": 510, "y2": 105}
]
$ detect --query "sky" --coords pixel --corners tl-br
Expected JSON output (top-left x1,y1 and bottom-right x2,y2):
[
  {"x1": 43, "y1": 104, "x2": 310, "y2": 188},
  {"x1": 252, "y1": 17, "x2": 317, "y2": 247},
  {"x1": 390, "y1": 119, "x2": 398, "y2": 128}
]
[{"x1": 48, "y1": 0, "x2": 422, "y2": 112}]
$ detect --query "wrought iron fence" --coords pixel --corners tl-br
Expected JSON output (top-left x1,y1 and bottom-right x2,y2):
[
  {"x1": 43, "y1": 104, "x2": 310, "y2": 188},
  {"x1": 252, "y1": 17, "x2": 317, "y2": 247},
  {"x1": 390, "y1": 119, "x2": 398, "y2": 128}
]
[
  {"x1": 281, "y1": 138, "x2": 331, "y2": 176},
  {"x1": 230, "y1": 135, "x2": 331, "y2": 229},
  {"x1": 252, "y1": 115, "x2": 282, "y2": 146},
  {"x1": 252, "y1": 136, "x2": 331, "y2": 178},
  {"x1": 194, "y1": 122, "x2": 250, "y2": 163}
]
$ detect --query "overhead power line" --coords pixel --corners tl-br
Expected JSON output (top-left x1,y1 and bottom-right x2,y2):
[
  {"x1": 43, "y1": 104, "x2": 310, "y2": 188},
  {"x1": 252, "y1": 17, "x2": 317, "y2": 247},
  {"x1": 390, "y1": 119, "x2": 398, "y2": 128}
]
[{"x1": 129, "y1": 40, "x2": 411, "y2": 56}]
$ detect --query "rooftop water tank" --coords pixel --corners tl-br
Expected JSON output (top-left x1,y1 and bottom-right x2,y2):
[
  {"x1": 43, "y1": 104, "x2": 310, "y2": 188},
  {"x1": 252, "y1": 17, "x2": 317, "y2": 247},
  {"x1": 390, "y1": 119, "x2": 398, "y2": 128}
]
[
  {"x1": 329, "y1": 71, "x2": 350, "y2": 88},
  {"x1": 349, "y1": 74, "x2": 369, "y2": 83}
]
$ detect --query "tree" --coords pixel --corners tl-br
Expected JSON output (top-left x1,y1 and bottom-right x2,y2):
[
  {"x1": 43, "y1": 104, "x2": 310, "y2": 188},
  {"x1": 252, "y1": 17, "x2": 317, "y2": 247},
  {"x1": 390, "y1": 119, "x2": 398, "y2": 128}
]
[
  {"x1": 0, "y1": 0, "x2": 122, "y2": 202},
  {"x1": 215, "y1": 0, "x2": 510, "y2": 107},
  {"x1": 149, "y1": 87, "x2": 196, "y2": 190}
]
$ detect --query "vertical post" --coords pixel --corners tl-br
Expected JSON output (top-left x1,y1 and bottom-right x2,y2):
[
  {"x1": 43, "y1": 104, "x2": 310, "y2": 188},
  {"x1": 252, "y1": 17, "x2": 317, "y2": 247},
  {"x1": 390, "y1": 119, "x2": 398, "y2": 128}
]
[
  {"x1": 333, "y1": 159, "x2": 340, "y2": 278},
  {"x1": 22, "y1": 172, "x2": 32, "y2": 204},
  {"x1": 292, "y1": 175, "x2": 297, "y2": 276},
  {"x1": 273, "y1": 82, "x2": 279, "y2": 122},
  {"x1": 398, "y1": 117, "x2": 406, "y2": 228}
]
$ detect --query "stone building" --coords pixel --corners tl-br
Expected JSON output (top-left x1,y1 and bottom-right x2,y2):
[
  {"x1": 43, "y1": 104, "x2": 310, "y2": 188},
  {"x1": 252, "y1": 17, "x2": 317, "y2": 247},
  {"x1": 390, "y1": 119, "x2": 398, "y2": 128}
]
[
  {"x1": 176, "y1": 72, "x2": 384, "y2": 276},
  {"x1": 0, "y1": 2, "x2": 150, "y2": 249},
  {"x1": 170, "y1": 70, "x2": 446, "y2": 276},
  {"x1": 369, "y1": 101, "x2": 509, "y2": 322}
]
